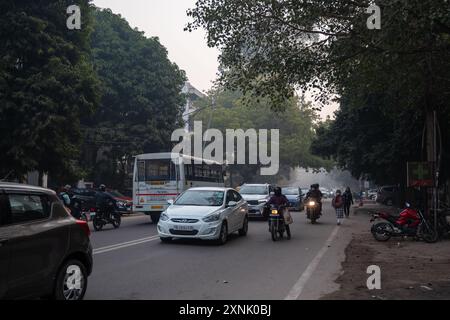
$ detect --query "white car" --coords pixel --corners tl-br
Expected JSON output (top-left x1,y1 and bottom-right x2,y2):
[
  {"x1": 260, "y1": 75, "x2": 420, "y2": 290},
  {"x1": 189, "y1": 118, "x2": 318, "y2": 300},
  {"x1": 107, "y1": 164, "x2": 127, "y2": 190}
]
[{"x1": 157, "y1": 187, "x2": 249, "y2": 245}]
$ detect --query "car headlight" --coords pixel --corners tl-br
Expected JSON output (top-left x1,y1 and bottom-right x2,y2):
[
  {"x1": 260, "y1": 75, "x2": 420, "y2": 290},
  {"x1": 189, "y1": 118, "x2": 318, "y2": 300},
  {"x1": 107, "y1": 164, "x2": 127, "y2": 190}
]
[
  {"x1": 160, "y1": 213, "x2": 169, "y2": 221},
  {"x1": 117, "y1": 201, "x2": 125, "y2": 207},
  {"x1": 258, "y1": 199, "x2": 267, "y2": 204},
  {"x1": 203, "y1": 213, "x2": 221, "y2": 222}
]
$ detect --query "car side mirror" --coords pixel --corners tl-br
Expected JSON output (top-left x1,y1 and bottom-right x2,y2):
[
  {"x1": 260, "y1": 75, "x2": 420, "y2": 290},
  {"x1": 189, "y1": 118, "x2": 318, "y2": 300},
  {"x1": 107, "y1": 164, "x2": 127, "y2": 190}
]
[
  {"x1": 167, "y1": 199, "x2": 174, "y2": 205},
  {"x1": 227, "y1": 201, "x2": 237, "y2": 207}
]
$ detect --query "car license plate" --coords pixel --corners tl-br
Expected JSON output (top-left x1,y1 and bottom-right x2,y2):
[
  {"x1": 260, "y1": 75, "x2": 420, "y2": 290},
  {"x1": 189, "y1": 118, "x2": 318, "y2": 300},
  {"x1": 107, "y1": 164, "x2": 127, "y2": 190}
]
[
  {"x1": 173, "y1": 225, "x2": 194, "y2": 231},
  {"x1": 152, "y1": 205, "x2": 163, "y2": 210}
]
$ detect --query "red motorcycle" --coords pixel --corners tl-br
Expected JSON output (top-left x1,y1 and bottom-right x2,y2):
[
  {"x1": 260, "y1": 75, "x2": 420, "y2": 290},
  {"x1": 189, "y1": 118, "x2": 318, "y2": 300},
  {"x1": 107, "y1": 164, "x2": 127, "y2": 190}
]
[{"x1": 370, "y1": 203, "x2": 438, "y2": 243}]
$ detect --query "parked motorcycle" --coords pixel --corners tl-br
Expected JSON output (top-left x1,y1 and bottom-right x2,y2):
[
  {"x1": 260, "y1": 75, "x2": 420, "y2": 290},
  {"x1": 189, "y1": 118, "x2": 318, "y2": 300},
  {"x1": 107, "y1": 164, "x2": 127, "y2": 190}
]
[
  {"x1": 305, "y1": 197, "x2": 321, "y2": 224},
  {"x1": 268, "y1": 204, "x2": 291, "y2": 241},
  {"x1": 92, "y1": 200, "x2": 121, "y2": 231},
  {"x1": 370, "y1": 203, "x2": 438, "y2": 243}
]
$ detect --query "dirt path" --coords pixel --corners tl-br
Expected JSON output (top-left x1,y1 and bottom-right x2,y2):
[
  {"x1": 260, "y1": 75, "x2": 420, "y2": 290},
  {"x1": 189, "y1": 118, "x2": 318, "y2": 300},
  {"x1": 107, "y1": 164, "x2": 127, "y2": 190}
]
[{"x1": 322, "y1": 205, "x2": 450, "y2": 300}]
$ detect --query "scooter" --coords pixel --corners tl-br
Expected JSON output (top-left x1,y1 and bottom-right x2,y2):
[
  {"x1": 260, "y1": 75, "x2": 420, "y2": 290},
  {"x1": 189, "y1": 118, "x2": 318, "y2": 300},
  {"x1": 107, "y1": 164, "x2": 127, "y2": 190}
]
[
  {"x1": 268, "y1": 204, "x2": 291, "y2": 241},
  {"x1": 92, "y1": 201, "x2": 121, "y2": 231},
  {"x1": 370, "y1": 202, "x2": 438, "y2": 243},
  {"x1": 305, "y1": 197, "x2": 321, "y2": 224}
]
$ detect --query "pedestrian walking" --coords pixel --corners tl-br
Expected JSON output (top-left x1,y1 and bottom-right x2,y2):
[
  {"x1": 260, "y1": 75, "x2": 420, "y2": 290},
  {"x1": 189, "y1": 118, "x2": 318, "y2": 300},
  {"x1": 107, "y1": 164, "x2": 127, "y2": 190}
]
[
  {"x1": 342, "y1": 187, "x2": 354, "y2": 218},
  {"x1": 332, "y1": 189, "x2": 344, "y2": 225}
]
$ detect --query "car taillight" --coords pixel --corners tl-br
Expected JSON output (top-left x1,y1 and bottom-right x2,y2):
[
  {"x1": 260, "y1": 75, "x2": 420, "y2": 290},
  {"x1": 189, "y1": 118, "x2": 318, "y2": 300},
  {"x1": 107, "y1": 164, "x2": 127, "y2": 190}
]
[
  {"x1": 76, "y1": 220, "x2": 91, "y2": 237},
  {"x1": 90, "y1": 207, "x2": 96, "y2": 212}
]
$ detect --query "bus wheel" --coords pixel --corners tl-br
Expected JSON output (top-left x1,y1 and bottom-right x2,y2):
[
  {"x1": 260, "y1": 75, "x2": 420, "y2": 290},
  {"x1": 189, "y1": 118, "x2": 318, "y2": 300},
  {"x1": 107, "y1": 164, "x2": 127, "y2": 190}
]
[{"x1": 150, "y1": 213, "x2": 160, "y2": 224}]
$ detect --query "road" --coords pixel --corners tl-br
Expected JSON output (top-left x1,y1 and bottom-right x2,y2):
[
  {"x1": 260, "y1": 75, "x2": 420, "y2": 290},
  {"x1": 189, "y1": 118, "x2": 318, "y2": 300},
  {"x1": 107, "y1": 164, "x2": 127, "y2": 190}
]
[{"x1": 85, "y1": 199, "x2": 354, "y2": 300}]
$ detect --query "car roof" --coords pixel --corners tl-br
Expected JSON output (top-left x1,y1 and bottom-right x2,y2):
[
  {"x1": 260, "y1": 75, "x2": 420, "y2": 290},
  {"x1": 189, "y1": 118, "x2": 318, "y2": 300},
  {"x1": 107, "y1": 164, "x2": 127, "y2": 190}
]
[
  {"x1": 241, "y1": 183, "x2": 270, "y2": 186},
  {"x1": 0, "y1": 182, "x2": 55, "y2": 195},
  {"x1": 188, "y1": 187, "x2": 229, "y2": 192}
]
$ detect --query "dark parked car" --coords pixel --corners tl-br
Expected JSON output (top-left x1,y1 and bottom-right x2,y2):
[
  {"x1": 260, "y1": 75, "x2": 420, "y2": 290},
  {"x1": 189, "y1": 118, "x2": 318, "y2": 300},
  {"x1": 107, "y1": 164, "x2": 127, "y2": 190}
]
[
  {"x1": 69, "y1": 188, "x2": 98, "y2": 210},
  {"x1": 0, "y1": 183, "x2": 93, "y2": 300},
  {"x1": 70, "y1": 188, "x2": 131, "y2": 214},
  {"x1": 376, "y1": 185, "x2": 400, "y2": 206}
]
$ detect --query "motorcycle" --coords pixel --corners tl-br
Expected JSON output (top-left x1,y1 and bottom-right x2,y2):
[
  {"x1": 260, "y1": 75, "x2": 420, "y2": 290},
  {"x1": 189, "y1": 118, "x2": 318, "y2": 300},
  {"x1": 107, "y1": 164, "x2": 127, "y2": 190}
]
[
  {"x1": 370, "y1": 202, "x2": 438, "y2": 243},
  {"x1": 70, "y1": 199, "x2": 90, "y2": 222},
  {"x1": 305, "y1": 197, "x2": 321, "y2": 224},
  {"x1": 92, "y1": 200, "x2": 121, "y2": 231},
  {"x1": 268, "y1": 204, "x2": 291, "y2": 241}
]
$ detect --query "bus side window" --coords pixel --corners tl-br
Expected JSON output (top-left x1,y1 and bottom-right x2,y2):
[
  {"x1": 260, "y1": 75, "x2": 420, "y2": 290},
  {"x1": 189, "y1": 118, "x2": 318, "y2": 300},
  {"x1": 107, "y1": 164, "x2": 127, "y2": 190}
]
[{"x1": 137, "y1": 161, "x2": 145, "y2": 181}]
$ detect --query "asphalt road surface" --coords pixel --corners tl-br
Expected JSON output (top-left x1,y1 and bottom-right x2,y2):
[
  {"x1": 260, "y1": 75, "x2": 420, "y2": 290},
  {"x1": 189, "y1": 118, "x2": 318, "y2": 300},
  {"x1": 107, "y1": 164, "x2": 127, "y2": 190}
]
[{"x1": 85, "y1": 199, "x2": 350, "y2": 300}]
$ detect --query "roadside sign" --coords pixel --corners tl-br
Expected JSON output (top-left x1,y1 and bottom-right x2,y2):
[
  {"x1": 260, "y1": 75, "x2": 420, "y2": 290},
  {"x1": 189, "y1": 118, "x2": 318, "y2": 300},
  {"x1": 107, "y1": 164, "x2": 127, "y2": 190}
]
[{"x1": 407, "y1": 162, "x2": 434, "y2": 187}]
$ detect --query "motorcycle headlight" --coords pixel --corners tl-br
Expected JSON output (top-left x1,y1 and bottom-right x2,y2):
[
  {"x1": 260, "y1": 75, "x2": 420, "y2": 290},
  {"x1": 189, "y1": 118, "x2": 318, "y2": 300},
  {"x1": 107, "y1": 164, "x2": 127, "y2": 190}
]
[
  {"x1": 203, "y1": 213, "x2": 221, "y2": 222},
  {"x1": 308, "y1": 201, "x2": 316, "y2": 206},
  {"x1": 160, "y1": 213, "x2": 169, "y2": 221}
]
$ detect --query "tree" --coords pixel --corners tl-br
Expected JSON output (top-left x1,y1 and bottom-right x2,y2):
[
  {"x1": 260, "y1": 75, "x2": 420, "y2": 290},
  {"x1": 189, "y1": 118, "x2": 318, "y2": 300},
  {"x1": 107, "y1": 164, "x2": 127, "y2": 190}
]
[
  {"x1": 193, "y1": 88, "x2": 330, "y2": 185},
  {"x1": 0, "y1": 0, "x2": 100, "y2": 184},
  {"x1": 81, "y1": 9, "x2": 187, "y2": 190},
  {"x1": 186, "y1": 0, "x2": 450, "y2": 185}
]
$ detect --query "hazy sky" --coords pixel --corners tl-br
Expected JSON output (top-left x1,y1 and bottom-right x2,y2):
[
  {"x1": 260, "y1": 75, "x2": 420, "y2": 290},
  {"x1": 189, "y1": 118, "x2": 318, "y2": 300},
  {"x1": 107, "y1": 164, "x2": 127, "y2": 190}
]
[
  {"x1": 93, "y1": 0, "x2": 219, "y2": 94},
  {"x1": 92, "y1": 0, "x2": 337, "y2": 119}
]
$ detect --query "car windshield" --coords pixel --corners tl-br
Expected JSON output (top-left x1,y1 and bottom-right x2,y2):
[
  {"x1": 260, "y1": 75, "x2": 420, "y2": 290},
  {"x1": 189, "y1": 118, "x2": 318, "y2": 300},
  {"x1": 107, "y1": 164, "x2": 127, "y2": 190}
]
[
  {"x1": 239, "y1": 186, "x2": 268, "y2": 195},
  {"x1": 282, "y1": 188, "x2": 299, "y2": 195},
  {"x1": 174, "y1": 190, "x2": 224, "y2": 207}
]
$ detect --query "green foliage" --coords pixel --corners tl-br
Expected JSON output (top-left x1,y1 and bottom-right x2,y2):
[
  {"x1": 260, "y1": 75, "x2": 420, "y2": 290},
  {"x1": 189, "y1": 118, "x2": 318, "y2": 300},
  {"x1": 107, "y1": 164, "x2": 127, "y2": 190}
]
[
  {"x1": 0, "y1": 0, "x2": 100, "y2": 182},
  {"x1": 187, "y1": 0, "x2": 450, "y2": 185},
  {"x1": 193, "y1": 89, "x2": 331, "y2": 184},
  {"x1": 81, "y1": 8, "x2": 187, "y2": 189}
]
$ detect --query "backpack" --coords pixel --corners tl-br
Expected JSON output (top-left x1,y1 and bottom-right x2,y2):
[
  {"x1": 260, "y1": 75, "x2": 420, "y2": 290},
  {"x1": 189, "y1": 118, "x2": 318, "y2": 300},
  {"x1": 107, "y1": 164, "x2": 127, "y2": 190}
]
[
  {"x1": 59, "y1": 192, "x2": 71, "y2": 206},
  {"x1": 332, "y1": 195, "x2": 343, "y2": 208}
]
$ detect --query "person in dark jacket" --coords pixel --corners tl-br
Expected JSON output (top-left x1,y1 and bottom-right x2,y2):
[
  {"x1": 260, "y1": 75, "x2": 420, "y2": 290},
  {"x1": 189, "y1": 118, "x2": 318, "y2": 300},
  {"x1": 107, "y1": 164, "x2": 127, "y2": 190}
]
[
  {"x1": 267, "y1": 186, "x2": 289, "y2": 207},
  {"x1": 95, "y1": 184, "x2": 117, "y2": 218},
  {"x1": 342, "y1": 187, "x2": 354, "y2": 218},
  {"x1": 266, "y1": 186, "x2": 291, "y2": 238},
  {"x1": 305, "y1": 184, "x2": 323, "y2": 215}
]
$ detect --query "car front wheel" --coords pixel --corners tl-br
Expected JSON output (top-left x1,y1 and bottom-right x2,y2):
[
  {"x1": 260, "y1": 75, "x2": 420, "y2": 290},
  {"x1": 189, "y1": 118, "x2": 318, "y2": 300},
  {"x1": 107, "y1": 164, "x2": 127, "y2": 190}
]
[
  {"x1": 53, "y1": 259, "x2": 88, "y2": 301},
  {"x1": 238, "y1": 216, "x2": 248, "y2": 236},
  {"x1": 216, "y1": 222, "x2": 228, "y2": 245}
]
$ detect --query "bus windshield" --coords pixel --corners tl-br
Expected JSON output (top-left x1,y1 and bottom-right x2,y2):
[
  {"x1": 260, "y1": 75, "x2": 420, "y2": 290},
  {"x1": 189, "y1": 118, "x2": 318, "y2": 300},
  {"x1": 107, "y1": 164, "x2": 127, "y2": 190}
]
[{"x1": 136, "y1": 159, "x2": 177, "y2": 181}]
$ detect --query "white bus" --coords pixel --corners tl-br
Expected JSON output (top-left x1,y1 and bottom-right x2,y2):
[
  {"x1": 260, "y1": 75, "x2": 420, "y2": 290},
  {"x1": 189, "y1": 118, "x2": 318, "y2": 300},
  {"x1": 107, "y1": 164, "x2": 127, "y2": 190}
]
[{"x1": 132, "y1": 152, "x2": 225, "y2": 222}]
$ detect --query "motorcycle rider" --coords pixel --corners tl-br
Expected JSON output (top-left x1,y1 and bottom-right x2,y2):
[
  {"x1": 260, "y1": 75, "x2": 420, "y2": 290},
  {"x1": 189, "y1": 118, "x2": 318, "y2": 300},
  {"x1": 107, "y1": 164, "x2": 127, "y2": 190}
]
[
  {"x1": 266, "y1": 187, "x2": 291, "y2": 236},
  {"x1": 305, "y1": 184, "x2": 323, "y2": 215},
  {"x1": 267, "y1": 186, "x2": 289, "y2": 210},
  {"x1": 59, "y1": 184, "x2": 72, "y2": 208},
  {"x1": 95, "y1": 184, "x2": 117, "y2": 219}
]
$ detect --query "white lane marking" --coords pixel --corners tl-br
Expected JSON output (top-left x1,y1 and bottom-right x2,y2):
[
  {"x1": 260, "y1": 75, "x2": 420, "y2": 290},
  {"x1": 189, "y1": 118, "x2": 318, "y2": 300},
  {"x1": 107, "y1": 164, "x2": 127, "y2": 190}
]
[
  {"x1": 284, "y1": 226, "x2": 340, "y2": 300},
  {"x1": 94, "y1": 236, "x2": 157, "y2": 251},
  {"x1": 94, "y1": 235, "x2": 160, "y2": 255}
]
